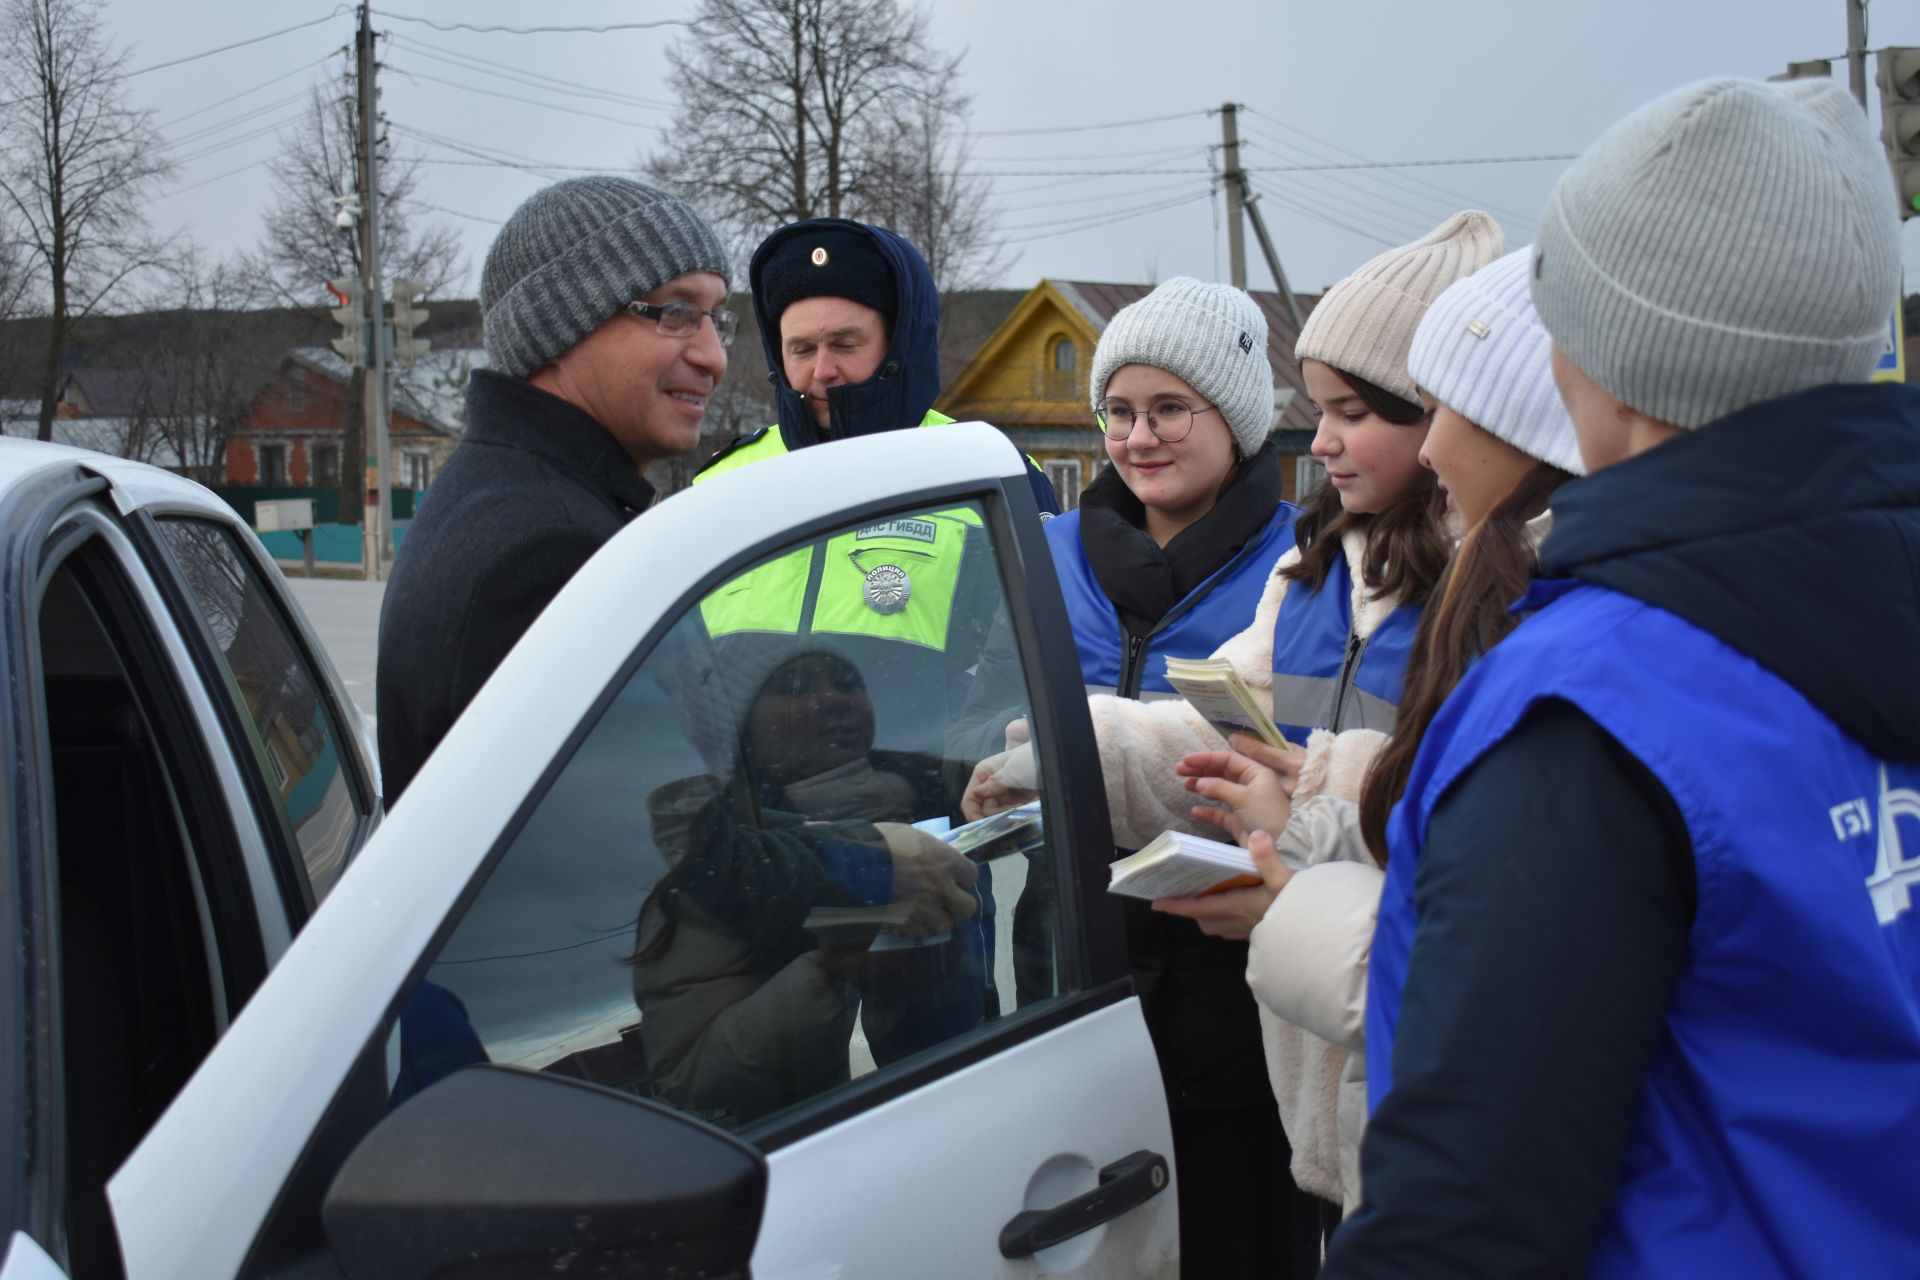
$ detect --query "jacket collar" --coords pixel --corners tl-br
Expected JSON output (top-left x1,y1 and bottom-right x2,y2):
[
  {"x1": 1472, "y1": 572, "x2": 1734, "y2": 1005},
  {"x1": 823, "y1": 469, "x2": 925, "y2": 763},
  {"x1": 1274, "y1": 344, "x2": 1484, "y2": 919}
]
[
  {"x1": 1538, "y1": 381, "x2": 1920, "y2": 761},
  {"x1": 464, "y1": 369, "x2": 655, "y2": 514}
]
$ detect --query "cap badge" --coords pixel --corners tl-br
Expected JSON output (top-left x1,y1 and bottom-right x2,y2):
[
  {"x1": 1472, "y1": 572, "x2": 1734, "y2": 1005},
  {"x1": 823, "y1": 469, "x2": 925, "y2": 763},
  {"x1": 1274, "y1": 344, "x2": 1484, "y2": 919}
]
[
  {"x1": 1238, "y1": 332, "x2": 1253, "y2": 354},
  {"x1": 1466, "y1": 319, "x2": 1491, "y2": 340},
  {"x1": 810, "y1": 246, "x2": 829, "y2": 266}
]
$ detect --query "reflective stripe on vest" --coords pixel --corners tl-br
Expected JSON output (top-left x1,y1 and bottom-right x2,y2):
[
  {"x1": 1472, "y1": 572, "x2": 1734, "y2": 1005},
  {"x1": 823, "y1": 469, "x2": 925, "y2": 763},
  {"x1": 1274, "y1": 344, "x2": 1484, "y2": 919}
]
[
  {"x1": 692, "y1": 412, "x2": 978, "y2": 648},
  {"x1": 1369, "y1": 582, "x2": 1920, "y2": 1277},
  {"x1": 1268, "y1": 551, "x2": 1419, "y2": 743}
]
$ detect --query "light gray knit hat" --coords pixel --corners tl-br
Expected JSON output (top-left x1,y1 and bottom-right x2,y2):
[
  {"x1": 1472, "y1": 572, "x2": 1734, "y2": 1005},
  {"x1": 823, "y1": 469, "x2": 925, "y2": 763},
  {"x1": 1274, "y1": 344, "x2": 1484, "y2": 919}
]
[
  {"x1": 1295, "y1": 211, "x2": 1503, "y2": 404},
  {"x1": 1531, "y1": 77, "x2": 1902, "y2": 429},
  {"x1": 1089, "y1": 277, "x2": 1275, "y2": 455},
  {"x1": 1409, "y1": 248, "x2": 1583, "y2": 475},
  {"x1": 481, "y1": 176, "x2": 730, "y2": 379}
]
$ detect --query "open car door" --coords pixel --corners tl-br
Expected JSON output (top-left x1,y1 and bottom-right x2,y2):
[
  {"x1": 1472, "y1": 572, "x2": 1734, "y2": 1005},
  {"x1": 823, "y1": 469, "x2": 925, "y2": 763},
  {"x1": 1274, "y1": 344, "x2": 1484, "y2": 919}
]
[{"x1": 106, "y1": 423, "x2": 1178, "y2": 1279}]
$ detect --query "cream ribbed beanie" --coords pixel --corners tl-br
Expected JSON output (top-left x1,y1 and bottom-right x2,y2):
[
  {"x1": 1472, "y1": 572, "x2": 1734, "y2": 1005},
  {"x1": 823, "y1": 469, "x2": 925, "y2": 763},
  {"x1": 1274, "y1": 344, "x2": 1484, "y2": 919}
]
[
  {"x1": 1531, "y1": 77, "x2": 1901, "y2": 429},
  {"x1": 1295, "y1": 211, "x2": 1504, "y2": 403},
  {"x1": 1409, "y1": 248, "x2": 1582, "y2": 475}
]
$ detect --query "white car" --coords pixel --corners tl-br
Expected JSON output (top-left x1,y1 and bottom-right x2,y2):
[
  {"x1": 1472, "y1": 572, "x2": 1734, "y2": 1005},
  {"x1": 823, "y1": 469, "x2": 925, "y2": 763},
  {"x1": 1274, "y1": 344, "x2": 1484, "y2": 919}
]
[{"x1": 3, "y1": 425, "x2": 1179, "y2": 1279}]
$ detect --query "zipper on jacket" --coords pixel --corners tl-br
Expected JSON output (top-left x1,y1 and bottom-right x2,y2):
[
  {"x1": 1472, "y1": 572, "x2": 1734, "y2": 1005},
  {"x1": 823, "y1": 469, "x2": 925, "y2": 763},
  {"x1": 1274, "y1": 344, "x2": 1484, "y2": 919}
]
[
  {"x1": 1330, "y1": 629, "x2": 1368, "y2": 731},
  {"x1": 797, "y1": 541, "x2": 829, "y2": 635},
  {"x1": 1118, "y1": 632, "x2": 1150, "y2": 700}
]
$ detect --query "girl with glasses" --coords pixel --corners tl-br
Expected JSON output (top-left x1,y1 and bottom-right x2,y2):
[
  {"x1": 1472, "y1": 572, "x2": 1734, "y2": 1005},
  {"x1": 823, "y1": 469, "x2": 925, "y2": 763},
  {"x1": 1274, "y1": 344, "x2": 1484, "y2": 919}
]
[{"x1": 965, "y1": 213, "x2": 1498, "y2": 1270}]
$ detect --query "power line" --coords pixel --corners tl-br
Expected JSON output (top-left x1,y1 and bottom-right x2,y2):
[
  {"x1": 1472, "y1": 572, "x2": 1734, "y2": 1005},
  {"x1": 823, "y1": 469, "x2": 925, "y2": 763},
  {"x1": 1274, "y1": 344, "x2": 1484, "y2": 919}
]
[
  {"x1": 387, "y1": 62, "x2": 669, "y2": 131},
  {"x1": 381, "y1": 11, "x2": 699, "y2": 35},
  {"x1": 397, "y1": 197, "x2": 503, "y2": 226},
  {"x1": 1002, "y1": 191, "x2": 1211, "y2": 245},
  {"x1": 388, "y1": 35, "x2": 676, "y2": 111},
  {"x1": 1001, "y1": 185, "x2": 1211, "y2": 234},
  {"x1": 1248, "y1": 179, "x2": 1403, "y2": 252},
  {"x1": 124, "y1": 9, "x2": 351, "y2": 79},
  {"x1": 976, "y1": 108, "x2": 1209, "y2": 138},
  {"x1": 1241, "y1": 111, "x2": 1547, "y2": 231},
  {"x1": 156, "y1": 156, "x2": 276, "y2": 199},
  {"x1": 156, "y1": 54, "x2": 337, "y2": 130},
  {"x1": 973, "y1": 143, "x2": 1206, "y2": 165}
]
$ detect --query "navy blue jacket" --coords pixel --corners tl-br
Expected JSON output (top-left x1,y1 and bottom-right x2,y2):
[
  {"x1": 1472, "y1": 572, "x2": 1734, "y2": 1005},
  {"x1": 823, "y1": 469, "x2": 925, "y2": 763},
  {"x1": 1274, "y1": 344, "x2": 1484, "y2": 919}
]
[{"x1": 1326, "y1": 382, "x2": 1920, "y2": 1278}]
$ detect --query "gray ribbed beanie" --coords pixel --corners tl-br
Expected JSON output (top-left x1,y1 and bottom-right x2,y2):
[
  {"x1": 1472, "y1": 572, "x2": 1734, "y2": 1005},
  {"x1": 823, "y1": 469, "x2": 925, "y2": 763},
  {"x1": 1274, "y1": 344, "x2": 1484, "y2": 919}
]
[
  {"x1": 481, "y1": 176, "x2": 730, "y2": 379},
  {"x1": 1295, "y1": 211, "x2": 1503, "y2": 404},
  {"x1": 1409, "y1": 248, "x2": 1583, "y2": 474},
  {"x1": 1089, "y1": 278, "x2": 1275, "y2": 455},
  {"x1": 1531, "y1": 77, "x2": 1902, "y2": 429}
]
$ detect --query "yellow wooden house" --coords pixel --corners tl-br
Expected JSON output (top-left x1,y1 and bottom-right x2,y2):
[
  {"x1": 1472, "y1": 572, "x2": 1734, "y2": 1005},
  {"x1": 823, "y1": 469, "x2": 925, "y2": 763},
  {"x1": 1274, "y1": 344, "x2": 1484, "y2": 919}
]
[{"x1": 936, "y1": 280, "x2": 1321, "y2": 510}]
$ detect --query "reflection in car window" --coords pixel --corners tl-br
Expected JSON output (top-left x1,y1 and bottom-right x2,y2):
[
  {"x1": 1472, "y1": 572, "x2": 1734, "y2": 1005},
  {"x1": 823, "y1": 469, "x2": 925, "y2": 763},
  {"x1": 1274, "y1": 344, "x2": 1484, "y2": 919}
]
[
  {"x1": 156, "y1": 519, "x2": 360, "y2": 901},
  {"x1": 393, "y1": 500, "x2": 1063, "y2": 1132}
]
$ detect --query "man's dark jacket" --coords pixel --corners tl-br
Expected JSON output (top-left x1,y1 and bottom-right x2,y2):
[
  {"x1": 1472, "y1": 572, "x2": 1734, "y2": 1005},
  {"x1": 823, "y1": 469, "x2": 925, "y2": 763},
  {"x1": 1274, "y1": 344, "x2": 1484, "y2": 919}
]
[{"x1": 376, "y1": 370, "x2": 653, "y2": 804}]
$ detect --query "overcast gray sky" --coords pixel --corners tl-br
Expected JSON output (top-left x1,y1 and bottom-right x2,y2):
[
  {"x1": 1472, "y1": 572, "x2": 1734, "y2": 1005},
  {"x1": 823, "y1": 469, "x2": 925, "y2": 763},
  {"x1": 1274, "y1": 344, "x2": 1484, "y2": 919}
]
[{"x1": 124, "y1": 0, "x2": 1920, "y2": 303}]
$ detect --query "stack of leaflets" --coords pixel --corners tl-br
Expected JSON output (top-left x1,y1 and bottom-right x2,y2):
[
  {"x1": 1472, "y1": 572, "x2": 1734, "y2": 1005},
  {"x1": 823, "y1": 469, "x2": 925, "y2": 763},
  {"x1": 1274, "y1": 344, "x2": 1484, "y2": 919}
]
[
  {"x1": 942, "y1": 802, "x2": 1044, "y2": 863},
  {"x1": 801, "y1": 902, "x2": 918, "y2": 946},
  {"x1": 1108, "y1": 829, "x2": 1303, "y2": 900},
  {"x1": 1162, "y1": 657, "x2": 1289, "y2": 749}
]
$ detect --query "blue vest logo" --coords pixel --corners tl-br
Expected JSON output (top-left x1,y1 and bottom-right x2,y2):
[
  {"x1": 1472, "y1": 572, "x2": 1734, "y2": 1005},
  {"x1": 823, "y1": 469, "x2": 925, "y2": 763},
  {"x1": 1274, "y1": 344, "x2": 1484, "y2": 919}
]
[{"x1": 1868, "y1": 765, "x2": 1920, "y2": 926}]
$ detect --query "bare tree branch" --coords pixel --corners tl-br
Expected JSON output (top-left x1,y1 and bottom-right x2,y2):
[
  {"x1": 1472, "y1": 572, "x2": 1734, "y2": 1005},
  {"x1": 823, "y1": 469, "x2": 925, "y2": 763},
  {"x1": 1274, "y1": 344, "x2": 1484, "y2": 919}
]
[
  {"x1": 0, "y1": 0, "x2": 174, "y2": 442},
  {"x1": 646, "y1": 0, "x2": 1003, "y2": 292}
]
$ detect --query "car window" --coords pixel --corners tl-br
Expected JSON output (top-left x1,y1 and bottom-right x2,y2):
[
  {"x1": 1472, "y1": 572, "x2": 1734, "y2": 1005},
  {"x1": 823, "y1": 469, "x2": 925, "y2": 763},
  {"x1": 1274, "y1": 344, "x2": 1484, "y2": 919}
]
[
  {"x1": 154, "y1": 519, "x2": 363, "y2": 904},
  {"x1": 388, "y1": 499, "x2": 1066, "y2": 1132}
]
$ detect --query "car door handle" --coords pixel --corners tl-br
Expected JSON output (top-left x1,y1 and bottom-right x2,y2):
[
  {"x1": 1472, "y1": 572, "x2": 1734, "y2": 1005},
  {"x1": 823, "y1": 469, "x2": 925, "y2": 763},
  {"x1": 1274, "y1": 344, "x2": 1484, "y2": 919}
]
[{"x1": 998, "y1": 1149, "x2": 1171, "y2": 1259}]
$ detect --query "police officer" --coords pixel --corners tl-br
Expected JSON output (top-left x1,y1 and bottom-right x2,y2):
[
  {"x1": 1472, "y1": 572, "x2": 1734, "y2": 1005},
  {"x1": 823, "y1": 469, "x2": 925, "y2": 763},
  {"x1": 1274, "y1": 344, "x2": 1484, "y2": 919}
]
[{"x1": 695, "y1": 219, "x2": 1054, "y2": 764}]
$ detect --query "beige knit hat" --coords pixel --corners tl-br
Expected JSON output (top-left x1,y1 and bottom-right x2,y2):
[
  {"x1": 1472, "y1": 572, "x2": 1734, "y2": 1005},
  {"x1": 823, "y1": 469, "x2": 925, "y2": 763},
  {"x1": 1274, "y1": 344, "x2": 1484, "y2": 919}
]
[{"x1": 1295, "y1": 211, "x2": 1504, "y2": 403}]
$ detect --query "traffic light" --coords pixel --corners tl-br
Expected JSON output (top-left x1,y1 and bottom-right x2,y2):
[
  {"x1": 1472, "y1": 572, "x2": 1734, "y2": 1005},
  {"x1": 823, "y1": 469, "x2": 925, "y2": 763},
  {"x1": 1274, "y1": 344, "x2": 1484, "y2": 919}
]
[
  {"x1": 1767, "y1": 59, "x2": 1831, "y2": 83},
  {"x1": 1878, "y1": 48, "x2": 1920, "y2": 220},
  {"x1": 328, "y1": 276, "x2": 370, "y2": 367},
  {"x1": 390, "y1": 278, "x2": 432, "y2": 368}
]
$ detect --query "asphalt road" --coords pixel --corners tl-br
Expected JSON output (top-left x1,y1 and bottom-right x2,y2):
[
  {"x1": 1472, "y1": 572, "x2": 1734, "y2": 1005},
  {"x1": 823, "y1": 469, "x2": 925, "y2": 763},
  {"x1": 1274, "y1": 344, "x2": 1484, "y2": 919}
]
[{"x1": 283, "y1": 573, "x2": 385, "y2": 726}]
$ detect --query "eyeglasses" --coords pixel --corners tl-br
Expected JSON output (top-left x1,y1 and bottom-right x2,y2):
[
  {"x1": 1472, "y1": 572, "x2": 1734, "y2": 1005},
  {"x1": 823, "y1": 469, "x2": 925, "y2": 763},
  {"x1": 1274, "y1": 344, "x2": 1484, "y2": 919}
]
[
  {"x1": 1096, "y1": 398, "x2": 1219, "y2": 442},
  {"x1": 624, "y1": 300, "x2": 738, "y2": 347}
]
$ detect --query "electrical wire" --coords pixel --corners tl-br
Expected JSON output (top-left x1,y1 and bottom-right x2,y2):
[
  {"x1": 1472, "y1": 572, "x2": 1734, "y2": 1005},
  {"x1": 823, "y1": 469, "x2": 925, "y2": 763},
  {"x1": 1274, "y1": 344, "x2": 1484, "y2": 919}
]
[
  {"x1": 387, "y1": 35, "x2": 676, "y2": 111},
  {"x1": 156, "y1": 53, "x2": 338, "y2": 130},
  {"x1": 397, "y1": 197, "x2": 503, "y2": 225},
  {"x1": 380, "y1": 11, "x2": 699, "y2": 35},
  {"x1": 386, "y1": 62, "x2": 669, "y2": 131},
  {"x1": 975, "y1": 108, "x2": 1209, "y2": 138},
  {"x1": 1247, "y1": 179, "x2": 1404, "y2": 251},
  {"x1": 123, "y1": 9, "x2": 351, "y2": 79},
  {"x1": 1001, "y1": 185, "x2": 1212, "y2": 234},
  {"x1": 1001, "y1": 190, "x2": 1211, "y2": 245}
]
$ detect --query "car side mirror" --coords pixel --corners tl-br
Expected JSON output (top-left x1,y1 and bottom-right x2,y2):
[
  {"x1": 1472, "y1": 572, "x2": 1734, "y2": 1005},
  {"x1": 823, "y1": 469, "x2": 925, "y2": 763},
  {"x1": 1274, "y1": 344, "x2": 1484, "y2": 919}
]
[{"x1": 322, "y1": 1065, "x2": 766, "y2": 1279}]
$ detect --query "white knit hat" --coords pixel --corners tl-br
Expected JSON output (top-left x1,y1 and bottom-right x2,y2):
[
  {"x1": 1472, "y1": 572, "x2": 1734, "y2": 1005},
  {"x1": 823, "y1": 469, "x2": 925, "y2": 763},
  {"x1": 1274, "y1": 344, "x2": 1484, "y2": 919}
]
[
  {"x1": 1409, "y1": 248, "x2": 1583, "y2": 475},
  {"x1": 1531, "y1": 77, "x2": 1901, "y2": 429},
  {"x1": 1089, "y1": 277, "x2": 1276, "y2": 456},
  {"x1": 1295, "y1": 211, "x2": 1503, "y2": 404}
]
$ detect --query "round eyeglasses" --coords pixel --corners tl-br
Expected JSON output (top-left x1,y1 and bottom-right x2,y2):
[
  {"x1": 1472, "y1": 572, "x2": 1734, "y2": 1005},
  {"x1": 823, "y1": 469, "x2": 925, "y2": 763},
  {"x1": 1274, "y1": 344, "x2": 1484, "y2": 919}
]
[
  {"x1": 1096, "y1": 398, "x2": 1220, "y2": 443},
  {"x1": 624, "y1": 299, "x2": 739, "y2": 347}
]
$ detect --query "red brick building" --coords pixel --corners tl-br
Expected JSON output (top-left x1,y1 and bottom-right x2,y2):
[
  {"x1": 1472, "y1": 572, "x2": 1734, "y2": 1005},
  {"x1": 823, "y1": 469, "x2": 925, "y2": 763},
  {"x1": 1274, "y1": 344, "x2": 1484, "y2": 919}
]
[{"x1": 226, "y1": 349, "x2": 465, "y2": 491}]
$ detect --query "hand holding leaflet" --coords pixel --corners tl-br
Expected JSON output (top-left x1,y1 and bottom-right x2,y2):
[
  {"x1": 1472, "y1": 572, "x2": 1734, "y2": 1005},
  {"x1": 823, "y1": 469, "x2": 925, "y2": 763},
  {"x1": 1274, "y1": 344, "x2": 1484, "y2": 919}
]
[
  {"x1": 1163, "y1": 657, "x2": 1290, "y2": 750},
  {"x1": 1136, "y1": 829, "x2": 1302, "y2": 941}
]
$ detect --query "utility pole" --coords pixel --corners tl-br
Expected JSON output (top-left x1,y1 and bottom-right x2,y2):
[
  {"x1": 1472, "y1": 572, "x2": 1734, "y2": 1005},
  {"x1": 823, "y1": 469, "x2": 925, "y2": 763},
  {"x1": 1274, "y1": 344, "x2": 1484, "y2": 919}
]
[
  {"x1": 1215, "y1": 102, "x2": 1304, "y2": 333},
  {"x1": 1219, "y1": 103, "x2": 1247, "y2": 289},
  {"x1": 1847, "y1": 0, "x2": 1870, "y2": 112},
  {"x1": 353, "y1": 2, "x2": 393, "y2": 580}
]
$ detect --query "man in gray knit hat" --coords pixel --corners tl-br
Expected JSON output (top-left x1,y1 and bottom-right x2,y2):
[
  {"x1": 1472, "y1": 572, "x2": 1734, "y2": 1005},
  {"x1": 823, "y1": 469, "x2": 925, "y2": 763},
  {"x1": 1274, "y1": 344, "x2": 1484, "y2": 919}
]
[{"x1": 377, "y1": 175, "x2": 731, "y2": 803}]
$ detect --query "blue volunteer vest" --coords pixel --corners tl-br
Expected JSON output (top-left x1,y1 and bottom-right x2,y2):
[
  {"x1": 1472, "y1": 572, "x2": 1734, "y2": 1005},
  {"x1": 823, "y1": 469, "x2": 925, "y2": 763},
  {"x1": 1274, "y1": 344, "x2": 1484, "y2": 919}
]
[
  {"x1": 1268, "y1": 552, "x2": 1420, "y2": 744},
  {"x1": 1369, "y1": 582, "x2": 1920, "y2": 1277},
  {"x1": 1045, "y1": 504, "x2": 1297, "y2": 700}
]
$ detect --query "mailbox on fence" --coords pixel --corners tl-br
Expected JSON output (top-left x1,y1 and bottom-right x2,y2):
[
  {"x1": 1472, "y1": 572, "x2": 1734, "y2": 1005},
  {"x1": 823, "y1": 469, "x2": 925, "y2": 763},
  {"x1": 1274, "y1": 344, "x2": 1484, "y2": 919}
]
[
  {"x1": 256, "y1": 498, "x2": 318, "y2": 577},
  {"x1": 255, "y1": 498, "x2": 315, "y2": 533}
]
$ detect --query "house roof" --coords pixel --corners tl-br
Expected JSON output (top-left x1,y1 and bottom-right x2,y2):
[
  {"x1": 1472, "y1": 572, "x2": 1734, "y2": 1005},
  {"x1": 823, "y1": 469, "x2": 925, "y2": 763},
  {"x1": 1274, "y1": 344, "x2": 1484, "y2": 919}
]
[
  {"x1": 3, "y1": 415, "x2": 184, "y2": 469},
  {"x1": 939, "y1": 279, "x2": 1321, "y2": 436},
  {"x1": 288, "y1": 347, "x2": 485, "y2": 434}
]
